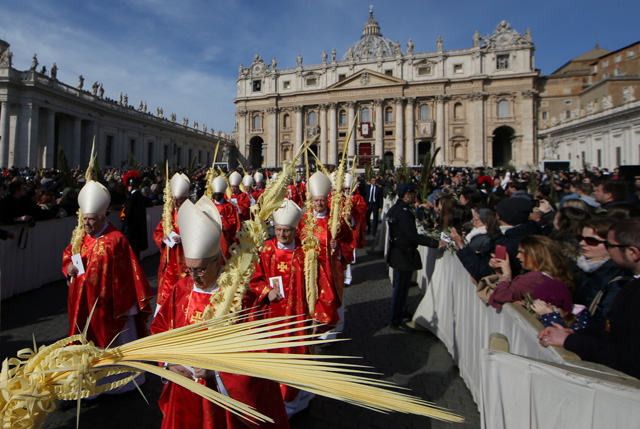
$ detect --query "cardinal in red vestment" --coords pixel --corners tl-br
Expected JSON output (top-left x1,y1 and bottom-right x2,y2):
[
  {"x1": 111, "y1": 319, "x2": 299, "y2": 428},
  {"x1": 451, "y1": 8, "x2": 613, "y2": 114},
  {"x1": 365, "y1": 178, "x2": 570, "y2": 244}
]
[
  {"x1": 211, "y1": 176, "x2": 240, "y2": 250},
  {"x1": 228, "y1": 171, "x2": 252, "y2": 221},
  {"x1": 251, "y1": 172, "x2": 266, "y2": 203},
  {"x1": 151, "y1": 196, "x2": 288, "y2": 429},
  {"x1": 154, "y1": 173, "x2": 190, "y2": 310},
  {"x1": 63, "y1": 180, "x2": 153, "y2": 348}
]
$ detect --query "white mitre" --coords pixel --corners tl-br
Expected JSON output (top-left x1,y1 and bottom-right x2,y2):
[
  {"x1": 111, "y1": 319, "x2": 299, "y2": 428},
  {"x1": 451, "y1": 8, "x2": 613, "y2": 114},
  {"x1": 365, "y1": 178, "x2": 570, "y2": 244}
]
[
  {"x1": 329, "y1": 171, "x2": 337, "y2": 188},
  {"x1": 78, "y1": 180, "x2": 110, "y2": 215},
  {"x1": 308, "y1": 171, "x2": 332, "y2": 197},
  {"x1": 229, "y1": 171, "x2": 242, "y2": 186},
  {"x1": 177, "y1": 199, "x2": 222, "y2": 258},
  {"x1": 242, "y1": 175, "x2": 254, "y2": 188},
  {"x1": 344, "y1": 173, "x2": 354, "y2": 189},
  {"x1": 271, "y1": 172, "x2": 278, "y2": 182},
  {"x1": 170, "y1": 173, "x2": 190, "y2": 198},
  {"x1": 212, "y1": 176, "x2": 228, "y2": 193},
  {"x1": 254, "y1": 172, "x2": 264, "y2": 183},
  {"x1": 272, "y1": 199, "x2": 303, "y2": 228}
]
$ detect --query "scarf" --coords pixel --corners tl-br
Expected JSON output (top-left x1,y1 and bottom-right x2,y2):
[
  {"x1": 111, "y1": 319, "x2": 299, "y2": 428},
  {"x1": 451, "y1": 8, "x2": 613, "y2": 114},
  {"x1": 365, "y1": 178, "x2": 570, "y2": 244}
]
[{"x1": 576, "y1": 255, "x2": 609, "y2": 273}]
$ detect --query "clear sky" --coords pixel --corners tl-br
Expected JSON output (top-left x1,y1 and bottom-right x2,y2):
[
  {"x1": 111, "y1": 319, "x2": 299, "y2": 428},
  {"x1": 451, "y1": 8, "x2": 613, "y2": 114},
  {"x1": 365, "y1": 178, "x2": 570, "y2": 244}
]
[{"x1": 1, "y1": 0, "x2": 638, "y2": 134}]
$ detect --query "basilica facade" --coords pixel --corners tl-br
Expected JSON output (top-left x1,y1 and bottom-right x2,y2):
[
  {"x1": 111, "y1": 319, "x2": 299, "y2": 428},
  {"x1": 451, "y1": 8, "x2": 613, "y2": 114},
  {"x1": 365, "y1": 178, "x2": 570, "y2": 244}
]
[
  {"x1": 0, "y1": 39, "x2": 233, "y2": 170},
  {"x1": 234, "y1": 11, "x2": 539, "y2": 169}
]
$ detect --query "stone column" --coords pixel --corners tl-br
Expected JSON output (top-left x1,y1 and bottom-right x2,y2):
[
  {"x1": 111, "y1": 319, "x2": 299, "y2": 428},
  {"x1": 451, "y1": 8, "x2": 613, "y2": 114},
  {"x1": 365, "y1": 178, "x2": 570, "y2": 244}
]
[
  {"x1": 267, "y1": 107, "x2": 278, "y2": 167},
  {"x1": 42, "y1": 110, "x2": 55, "y2": 168},
  {"x1": 394, "y1": 98, "x2": 405, "y2": 166},
  {"x1": 294, "y1": 105, "x2": 303, "y2": 155},
  {"x1": 374, "y1": 99, "x2": 384, "y2": 165},
  {"x1": 0, "y1": 102, "x2": 9, "y2": 167},
  {"x1": 319, "y1": 104, "x2": 328, "y2": 165},
  {"x1": 346, "y1": 101, "x2": 356, "y2": 157},
  {"x1": 405, "y1": 98, "x2": 415, "y2": 165},
  {"x1": 521, "y1": 90, "x2": 537, "y2": 168},
  {"x1": 237, "y1": 110, "x2": 248, "y2": 160},
  {"x1": 71, "y1": 117, "x2": 81, "y2": 167},
  {"x1": 470, "y1": 93, "x2": 486, "y2": 166},
  {"x1": 435, "y1": 95, "x2": 447, "y2": 165},
  {"x1": 17, "y1": 104, "x2": 39, "y2": 167},
  {"x1": 328, "y1": 102, "x2": 337, "y2": 165}
]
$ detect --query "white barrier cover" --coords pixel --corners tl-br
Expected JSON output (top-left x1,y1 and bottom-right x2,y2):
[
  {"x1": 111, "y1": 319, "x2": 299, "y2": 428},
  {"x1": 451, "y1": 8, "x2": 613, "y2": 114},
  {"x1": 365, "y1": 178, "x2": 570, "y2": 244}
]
[
  {"x1": 0, "y1": 205, "x2": 162, "y2": 300},
  {"x1": 480, "y1": 349, "x2": 640, "y2": 429}
]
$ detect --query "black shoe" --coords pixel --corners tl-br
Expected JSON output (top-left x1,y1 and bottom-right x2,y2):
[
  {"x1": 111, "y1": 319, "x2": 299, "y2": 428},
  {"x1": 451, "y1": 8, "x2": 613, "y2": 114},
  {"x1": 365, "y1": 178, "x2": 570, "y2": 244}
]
[
  {"x1": 344, "y1": 283, "x2": 351, "y2": 288},
  {"x1": 390, "y1": 321, "x2": 416, "y2": 333}
]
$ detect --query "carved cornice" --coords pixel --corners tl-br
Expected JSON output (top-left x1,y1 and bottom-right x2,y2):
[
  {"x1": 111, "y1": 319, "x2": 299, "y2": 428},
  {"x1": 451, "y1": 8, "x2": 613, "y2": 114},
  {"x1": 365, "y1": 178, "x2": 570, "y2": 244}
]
[
  {"x1": 293, "y1": 105, "x2": 303, "y2": 113},
  {"x1": 266, "y1": 107, "x2": 279, "y2": 114},
  {"x1": 393, "y1": 97, "x2": 406, "y2": 105},
  {"x1": 237, "y1": 109, "x2": 248, "y2": 117},
  {"x1": 521, "y1": 89, "x2": 537, "y2": 99},
  {"x1": 319, "y1": 103, "x2": 328, "y2": 111},
  {"x1": 405, "y1": 97, "x2": 416, "y2": 106},
  {"x1": 328, "y1": 101, "x2": 338, "y2": 110},
  {"x1": 373, "y1": 98, "x2": 385, "y2": 107},
  {"x1": 434, "y1": 95, "x2": 450, "y2": 103},
  {"x1": 346, "y1": 100, "x2": 357, "y2": 109}
]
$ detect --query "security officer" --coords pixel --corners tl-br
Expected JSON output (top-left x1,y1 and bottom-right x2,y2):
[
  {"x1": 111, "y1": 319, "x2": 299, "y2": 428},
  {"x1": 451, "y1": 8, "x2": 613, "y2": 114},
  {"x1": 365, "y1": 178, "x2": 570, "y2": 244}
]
[{"x1": 386, "y1": 182, "x2": 438, "y2": 331}]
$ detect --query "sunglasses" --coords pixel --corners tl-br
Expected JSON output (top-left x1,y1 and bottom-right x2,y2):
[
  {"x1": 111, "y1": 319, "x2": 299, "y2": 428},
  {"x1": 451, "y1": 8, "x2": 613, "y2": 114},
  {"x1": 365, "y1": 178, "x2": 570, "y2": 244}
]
[
  {"x1": 604, "y1": 241, "x2": 630, "y2": 250},
  {"x1": 577, "y1": 235, "x2": 606, "y2": 247}
]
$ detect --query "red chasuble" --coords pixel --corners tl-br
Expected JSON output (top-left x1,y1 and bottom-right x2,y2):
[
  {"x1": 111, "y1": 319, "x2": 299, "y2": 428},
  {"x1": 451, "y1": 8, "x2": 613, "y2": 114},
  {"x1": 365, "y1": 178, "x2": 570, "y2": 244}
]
[
  {"x1": 250, "y1": 237, "x2": 310, "y2": 401},
  {"x1": 298, "y1": 209, "x2": 351, "y2": 329},
  {"x1": 153, "y1": 210, "x2": 188, "y2": 307},
  {"x1": 150, "y1": 278, "x2": 289, "y2": 429},
  {"x1": 229, "y1": 192, "x2": 251, "y2": 221},
  {"x1": 62, "y1": 223, "x2": 153, "y2": 347},
  {"x1": 251, "y1": 186, "x2": 265, "y2": 203},
  {"x1": 286, "y1": 184, "x2": 303, "y2": 207},
  {"x1": 350, "y1": 190, "x2": 367, "y2": 249},
  {"x1": 214, "y1": 199, "x2": 240, "y2": 248}
]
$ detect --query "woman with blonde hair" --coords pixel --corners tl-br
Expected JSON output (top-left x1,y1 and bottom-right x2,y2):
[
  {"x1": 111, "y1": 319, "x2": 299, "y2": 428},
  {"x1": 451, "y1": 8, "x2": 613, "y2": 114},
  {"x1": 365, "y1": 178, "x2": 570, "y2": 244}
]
[{"x1": 488, "y1": 235, "x2": 573, "y2": 309}]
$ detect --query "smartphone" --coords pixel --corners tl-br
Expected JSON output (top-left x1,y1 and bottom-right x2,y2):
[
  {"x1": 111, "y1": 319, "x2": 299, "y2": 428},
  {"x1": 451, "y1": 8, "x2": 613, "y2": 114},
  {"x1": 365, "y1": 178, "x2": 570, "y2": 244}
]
[{"x1": 495, "y1": 245, "x2": 507, "y2": 260}]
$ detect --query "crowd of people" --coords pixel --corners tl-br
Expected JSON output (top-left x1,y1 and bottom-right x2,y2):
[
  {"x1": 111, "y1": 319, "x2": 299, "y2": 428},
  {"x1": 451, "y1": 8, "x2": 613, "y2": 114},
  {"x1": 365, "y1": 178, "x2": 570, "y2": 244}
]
[{"x1": 3, "y1": 160, "x2": 640, "y2": 425}]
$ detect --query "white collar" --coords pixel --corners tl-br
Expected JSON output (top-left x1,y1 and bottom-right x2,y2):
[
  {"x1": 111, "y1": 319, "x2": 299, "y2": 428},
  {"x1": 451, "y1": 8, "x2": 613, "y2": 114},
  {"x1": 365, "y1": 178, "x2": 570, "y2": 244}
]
[
  {"x1": 277, "y1": 240, "x2": 296, "y2": 250},
  {"x1": 314, "y1": 209, "x2": 327, "y2": 218},
  {"x1": 91, "y1": 221, "x2": 110, "y2": 238}
]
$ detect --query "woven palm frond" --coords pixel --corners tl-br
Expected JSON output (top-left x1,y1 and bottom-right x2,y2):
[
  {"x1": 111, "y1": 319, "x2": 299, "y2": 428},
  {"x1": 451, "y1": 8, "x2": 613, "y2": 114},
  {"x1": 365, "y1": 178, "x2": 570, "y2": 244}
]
[{"x1": 0, "y1": 314, "x2": 463, "y2": 428}]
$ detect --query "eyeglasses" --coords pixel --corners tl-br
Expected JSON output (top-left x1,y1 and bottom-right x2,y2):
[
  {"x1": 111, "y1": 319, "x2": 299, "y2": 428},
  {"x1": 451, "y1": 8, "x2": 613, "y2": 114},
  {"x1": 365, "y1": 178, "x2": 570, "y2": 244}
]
[
  {"x1": 186, "y1": 258, "x2": 218, "y2": 277},
  {"x1": 604, "y1": 242, "x2": 630, "y2": 250},
  {"x1": 577, "y1": 235, "x2": 606, "y2": 247}
]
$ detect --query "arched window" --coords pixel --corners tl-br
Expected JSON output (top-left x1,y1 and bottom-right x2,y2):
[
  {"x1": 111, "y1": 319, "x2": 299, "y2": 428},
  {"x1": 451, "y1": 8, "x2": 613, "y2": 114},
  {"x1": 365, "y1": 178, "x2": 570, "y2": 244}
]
[
  {"x1": 339, "y1": 110, "x2": 347, "y2": 126},
  {"x1": 283, "y1": 113, "x2": 290, "y2": 128},
  {"x1": 308, "y1": 111, "x2": 317, "y2": 126},
  {"x1": 454, "y1": 102, "x2": 464, "y2": 120},
  {"x1": 419, "y1": 104, "x2": 430, "y2": 120},
  {"x1": 361, "y1": 107, "x2": 370, "y2": 122},
  {"x1": 385, "y1": 107, "x2": 393, "y2": 122},
  {"x1": 252, "y1": 115, "x2": 261, "y2": 130},
  {"x1": 497, "y1": 100, "x2": 509, "y2": 118}
]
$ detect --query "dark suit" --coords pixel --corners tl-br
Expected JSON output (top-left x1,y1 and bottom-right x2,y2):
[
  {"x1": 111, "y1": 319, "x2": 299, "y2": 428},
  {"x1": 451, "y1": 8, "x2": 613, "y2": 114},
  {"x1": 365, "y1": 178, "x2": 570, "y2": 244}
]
[
  {"x1": 386, "y1": 199, "x2": 438, "y2": 327},
  {"x1": 564, "y1": 278, "x2": 640, "y2": 379},
  {"x1": 122, "y1": 190, "x2": 151, "y2": 256},
  {"x1": 365, "y1": 184, "x2": 383, "y2": 235}
]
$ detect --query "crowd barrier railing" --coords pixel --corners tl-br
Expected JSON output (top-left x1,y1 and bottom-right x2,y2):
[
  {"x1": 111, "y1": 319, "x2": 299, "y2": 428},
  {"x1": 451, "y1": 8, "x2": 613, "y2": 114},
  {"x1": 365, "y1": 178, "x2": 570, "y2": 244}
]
[{"x1": 0, "y1": 205, "x2": 162, "y2": 300}]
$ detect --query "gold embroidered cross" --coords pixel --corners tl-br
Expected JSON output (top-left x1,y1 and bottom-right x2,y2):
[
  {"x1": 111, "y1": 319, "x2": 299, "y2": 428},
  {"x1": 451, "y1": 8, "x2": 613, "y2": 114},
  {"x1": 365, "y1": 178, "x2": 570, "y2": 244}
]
[
  {"x1": 277, "y1": 261, "x2": 288, "y2": 272},
  {"x1": 190, "y1": 310, "x2": 204, "y2": 324}
]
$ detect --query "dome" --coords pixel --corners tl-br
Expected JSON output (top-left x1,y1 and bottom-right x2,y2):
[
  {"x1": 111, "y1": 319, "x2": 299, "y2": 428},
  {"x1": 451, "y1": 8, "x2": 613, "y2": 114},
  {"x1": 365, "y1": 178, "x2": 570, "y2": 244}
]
[{"x1": 342, "y1": 9, "x2": 397, "y2": 61}]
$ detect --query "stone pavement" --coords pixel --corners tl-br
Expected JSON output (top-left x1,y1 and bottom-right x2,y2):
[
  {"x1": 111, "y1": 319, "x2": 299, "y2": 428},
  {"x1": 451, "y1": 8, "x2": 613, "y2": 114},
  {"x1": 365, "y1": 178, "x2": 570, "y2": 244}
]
[{"x1": 0, "y1": 235, "x2": 480, "y2": 428}]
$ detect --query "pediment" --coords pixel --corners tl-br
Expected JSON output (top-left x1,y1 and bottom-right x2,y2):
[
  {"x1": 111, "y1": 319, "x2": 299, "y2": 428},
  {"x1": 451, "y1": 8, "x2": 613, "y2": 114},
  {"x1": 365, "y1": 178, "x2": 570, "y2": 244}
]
[{"x1": 328, "y1": 69, "x2": 405, "y2": 90}]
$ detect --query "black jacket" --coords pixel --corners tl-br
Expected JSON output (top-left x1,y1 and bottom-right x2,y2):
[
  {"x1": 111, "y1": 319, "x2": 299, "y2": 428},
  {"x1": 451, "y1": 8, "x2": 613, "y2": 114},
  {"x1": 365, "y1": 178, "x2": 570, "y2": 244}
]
[
  {"x1": 574, "y1": 259, "x2": 631, "y2": 323},
  {"x1": 456, "y1": 220, "x2": 542, "y2": 282},
  {"x1": 122, "y1": 190, "x2": 151, "y2": 254},
  {"x1": 565, "y1": 278, "x2": 640, "y2": 379},
  {"x1": 386, "y1": 199, "x2": 438, "y2": 271},
  {"x1": 365, "y1": 184, "x2": 383, "y2": 210}
]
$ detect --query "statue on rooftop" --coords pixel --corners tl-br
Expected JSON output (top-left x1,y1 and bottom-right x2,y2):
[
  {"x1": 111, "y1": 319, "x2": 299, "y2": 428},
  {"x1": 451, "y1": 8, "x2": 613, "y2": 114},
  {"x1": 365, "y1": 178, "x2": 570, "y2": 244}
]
[
  {"x1": 92, "y1": 81, "x2": 99, "y2": 96},
  {"x1": 322, "y1": 50, "x2": 328, "y2": 64},
  {"x1": 30, "y1": 54, "x2": 38, "y2": 71},
  {"x1": 331, "y1": 48, "x2": 337, "y2": 62},
  {"x1": 123, "y1": 93, "x2": 128, "y2": 105},
  {"x1": 407, "y1": 39, "x2": 414, "y2": 55},
  {"x1": 98, "y1": 84, "x2": 104, "y2": 99},
  {"x1": 473, "y1": 31, "x2": 481, "y2": 48},
  {"x1": 437, "y1": 36, "x2": 443, "y2": 51},
  {"x1": 0, "y1": 49, "x2": 12, "y2": 67},
  {"x1": 51, "y1": 63, "x2": 58, "y2": 79},
  {"x1": 297, "y1": 54, "x2": 303, "y2": 67},
  {"x1": 271, "y1": 57, "x2": 277, "y2": 70},
  {"x1": 78, "y1": 75, "x2": 84, "y2": 90}
]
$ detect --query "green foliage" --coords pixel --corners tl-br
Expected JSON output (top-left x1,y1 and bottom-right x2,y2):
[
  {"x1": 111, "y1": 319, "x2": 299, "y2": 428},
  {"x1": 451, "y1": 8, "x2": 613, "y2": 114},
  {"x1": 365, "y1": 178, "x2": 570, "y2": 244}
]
[
  {"x1": 419, "y1": 147, "x2": 441, "y2": 203},
  {"x1": 364, "y1": 163, "x2": 373, "y2": 182},
  {"x1": 528, "y1": 172, "x2": 539, "y2": 196},
  {"x1": 129, "y1": 152, "x2": 141, "y2": 171},
  {"x1": 93, "y1": 157, "x2": 104, "y2": 184},
  {"x1": 394, "y1": 157, "x2": 410, "y2": 185},
  {"x1": 188, "y1": 154, "x2": 197, "y2": 177},
  {"x1": 500, "y1": 162, "x2": 517, "y2": 173},
  {"x1": 57, "y1": 147, "x2": 74, "y2": 189}
]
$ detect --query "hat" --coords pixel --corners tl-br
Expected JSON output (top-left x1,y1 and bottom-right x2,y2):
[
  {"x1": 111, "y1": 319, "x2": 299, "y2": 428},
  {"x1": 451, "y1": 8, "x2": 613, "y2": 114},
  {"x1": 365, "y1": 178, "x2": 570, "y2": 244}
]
[
  {"x1": 329, "y1": 171, "x2": 337, "y2": 188},
  {"x1": 344, "y1": 173, "x2": 354, "y2": 189},
  {"x1": 496, "y1": 198, "x2": 534, "y2": 226},
  {"x1": 170, "y1": 173, "x2": 190, "y2": 198},
  {"x1": 194, "y1": 196, "x2": 223, "y2": 231},
  {"x1": 177, "y1": 198, "x2": 222, "y2": 258},
  {"x1": 78, "y1": 181, "x2": 110, "y2": 215},
  {"x1": 397, "y1": 182, "x2": 415, "y2": 196},
  {"x1": 254, "y1": 172, "x2": 264, "y2": 183},
  {"x1": 477, "y1": 208, "x2": 491, "y2": 224},
  {"x1": 272, "y1": 199, "x2": 303, "y2": 228},
  {"x1": 532, "y1": 279, "x2": 573, "y2": 313},
  {"x1": 229, "y1": 171, "x2": 242, "y2": 186},
  {"x1": 122, "y1": 170, "x2": 141, "y2": 187},
  {"x1": 212, "y1": 176, "x2": 227, "y2": 193},
  {"x1": 242, "y1": 175, "x2": 254, "y2": 188},
  {"x1": 308, "y1": 172, "x2": 332, "y2": 197}
]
